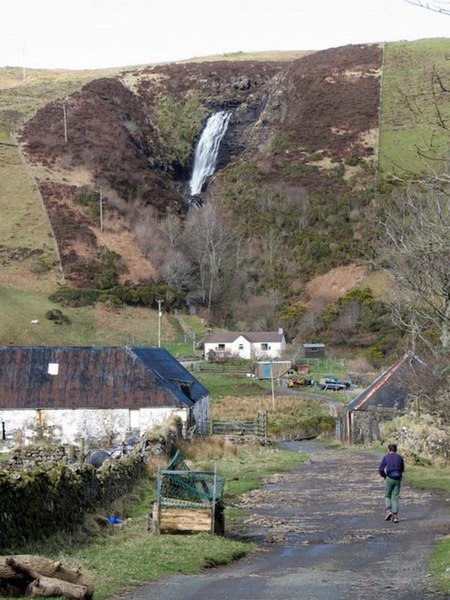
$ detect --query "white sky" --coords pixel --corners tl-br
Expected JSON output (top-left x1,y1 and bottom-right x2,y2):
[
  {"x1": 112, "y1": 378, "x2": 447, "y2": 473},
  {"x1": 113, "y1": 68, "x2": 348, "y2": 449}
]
[{"x1": 1, "y1": 0, "x2": 449, "y2": 70}]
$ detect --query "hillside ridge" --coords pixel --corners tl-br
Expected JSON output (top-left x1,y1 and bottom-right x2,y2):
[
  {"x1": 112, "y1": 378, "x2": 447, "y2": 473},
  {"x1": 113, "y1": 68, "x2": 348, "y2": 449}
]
[{"x1": 1, "y1": 39, "x2": 449, "y2": 359}]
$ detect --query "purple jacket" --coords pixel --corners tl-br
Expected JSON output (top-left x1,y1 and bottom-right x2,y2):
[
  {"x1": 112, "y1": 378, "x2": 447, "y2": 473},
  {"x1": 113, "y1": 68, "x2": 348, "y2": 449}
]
[{"x1": 378, "y1": 452, "x2": 404, "y2": 480}]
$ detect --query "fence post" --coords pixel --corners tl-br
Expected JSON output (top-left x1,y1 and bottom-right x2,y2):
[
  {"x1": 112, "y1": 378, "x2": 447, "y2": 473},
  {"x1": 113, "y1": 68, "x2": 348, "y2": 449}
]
[
  {"x1": 257, "y1": 410, "x2": 268, "y2": 442},
  {"x1": 156, "y1": 460, "x2": 162, "y2": 534},
  {"x1": 211, "y1": 460, "x2": 217, "y2": 533}
]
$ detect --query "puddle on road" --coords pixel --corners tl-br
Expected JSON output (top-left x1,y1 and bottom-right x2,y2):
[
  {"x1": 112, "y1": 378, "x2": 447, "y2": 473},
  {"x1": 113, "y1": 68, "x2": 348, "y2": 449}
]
[
  {"x1": 367, "y1": 539, "x2": 390, "y2": 549},
  {"x1": 281, "y1": 542, "x2": 336, "y2": 558}
]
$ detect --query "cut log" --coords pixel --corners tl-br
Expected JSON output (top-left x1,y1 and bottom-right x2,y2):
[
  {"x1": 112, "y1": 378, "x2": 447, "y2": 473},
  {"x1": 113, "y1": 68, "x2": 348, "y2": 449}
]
[
  {"x1": 0, "y1": 556, "x2": 63, "y2": 580},
  {"x1": 26, "y1": 576, "x2": 90, "y2": 600},
  {"x1": 0, "y1": 555, "x2": 90, "y2": 587},
  {"x1": 1, "y1": 557, "x2": 94, "y2": 599}
]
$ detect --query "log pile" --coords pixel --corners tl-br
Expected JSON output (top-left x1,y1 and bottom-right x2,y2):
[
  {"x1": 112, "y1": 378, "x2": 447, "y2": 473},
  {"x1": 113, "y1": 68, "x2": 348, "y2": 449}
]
[{"x1": 0, "y1": 555, "x2": 94, "y2": 600}]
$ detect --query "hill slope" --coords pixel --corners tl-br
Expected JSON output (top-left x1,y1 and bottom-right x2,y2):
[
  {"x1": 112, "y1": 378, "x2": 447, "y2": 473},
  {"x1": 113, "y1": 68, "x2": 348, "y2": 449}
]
[{"x1": 2, "y1": 40, "x2": 450, "y2": 356}]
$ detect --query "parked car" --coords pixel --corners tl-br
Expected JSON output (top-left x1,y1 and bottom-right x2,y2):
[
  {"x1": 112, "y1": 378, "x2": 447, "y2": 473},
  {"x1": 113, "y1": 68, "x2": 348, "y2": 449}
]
[{"x1": 320, "y1": 377, "x2": 351, "y2": 391}]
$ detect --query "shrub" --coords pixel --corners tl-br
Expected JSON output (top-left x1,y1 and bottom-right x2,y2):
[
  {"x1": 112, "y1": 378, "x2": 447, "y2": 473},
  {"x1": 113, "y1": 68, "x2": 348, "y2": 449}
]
[
  {"x1": 45, "y1": 309, "x2": 71, "y2": 325},
  {"x1": 49, "y1": 287, "x2": 101, "y2": 307}
]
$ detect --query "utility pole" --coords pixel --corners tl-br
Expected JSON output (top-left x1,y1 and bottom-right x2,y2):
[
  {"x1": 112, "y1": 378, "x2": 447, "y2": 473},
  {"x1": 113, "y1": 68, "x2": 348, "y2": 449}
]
[
  {"x1": 99, "y1": 188, "x2": 103, "y2": 231},
  {"x1": 157, "y1": 300, "x2": 164, "y2": 347},
  {"x1": 62, "y1": 101, "x2": 68, "y2": 143},
  {"x1": 270, "y1": 361, "x2": 276, "y2": 410}
]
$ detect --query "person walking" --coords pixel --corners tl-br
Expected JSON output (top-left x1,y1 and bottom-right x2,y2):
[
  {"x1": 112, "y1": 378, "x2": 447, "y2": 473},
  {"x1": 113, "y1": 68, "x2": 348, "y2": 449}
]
[{"x1": 378, "y1": 443, "x2": 405, "y2": 523}]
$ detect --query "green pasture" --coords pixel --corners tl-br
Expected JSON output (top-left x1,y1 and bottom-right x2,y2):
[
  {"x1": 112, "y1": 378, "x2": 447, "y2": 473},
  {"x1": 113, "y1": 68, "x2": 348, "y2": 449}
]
[{"x1": 380, "y1": 38, "x2": 450, "y2": 176}]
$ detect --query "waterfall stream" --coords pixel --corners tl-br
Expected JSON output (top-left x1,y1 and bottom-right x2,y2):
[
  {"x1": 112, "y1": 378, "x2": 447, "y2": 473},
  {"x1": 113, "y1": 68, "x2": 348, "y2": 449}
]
[{"x1": 189, "y1": 110, "x2": 231, "y2": 197}]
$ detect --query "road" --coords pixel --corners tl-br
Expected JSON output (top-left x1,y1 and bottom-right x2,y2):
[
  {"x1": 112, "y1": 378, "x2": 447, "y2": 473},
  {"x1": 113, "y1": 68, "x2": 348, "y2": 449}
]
[{"x1": 113, "y1": 442, "x2": 450, "y2": 600}]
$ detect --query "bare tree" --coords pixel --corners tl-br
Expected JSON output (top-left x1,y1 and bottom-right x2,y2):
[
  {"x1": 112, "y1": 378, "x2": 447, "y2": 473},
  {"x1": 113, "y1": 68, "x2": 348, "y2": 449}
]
[
  {"x1": 402, "y1": 0, "x2": 450, "y2": 15},
  {"x1": 183, "y1": 202, "x2": 235, "y2": 311},
  {"x1": 161, "y1": 251, "x2": 194, "y2": 294},
  {"x1": 377, "y1": 181, "x2": 450, "y2": 353}
]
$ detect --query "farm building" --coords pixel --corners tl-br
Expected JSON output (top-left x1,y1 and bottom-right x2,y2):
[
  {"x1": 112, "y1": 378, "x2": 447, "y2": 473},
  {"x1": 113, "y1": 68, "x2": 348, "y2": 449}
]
[
  {"x1": 303, "y1": 343, "x2": 325, "y2": 358},
  {"x1": 338, "y1": 352, "x2": 426, "y2": 444},
  {"x1": 204, "y1": 330, "x2": 286, "y2": 361},
  {"x1": 255, "y1": 361, "x2": 292, "y2": 379},
  {"x1": 0, "y1": 346, "x2": 209, "y2": 451}
]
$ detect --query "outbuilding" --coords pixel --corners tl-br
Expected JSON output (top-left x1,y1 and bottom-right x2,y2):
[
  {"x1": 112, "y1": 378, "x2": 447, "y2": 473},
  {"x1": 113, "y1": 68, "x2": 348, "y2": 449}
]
[
  {"x1": 303, "y1": 343, "x2": 325, "y2": 359},
  {"x1": 339, "y1": 352, "x2": 426, "y2": 444},
  {"x1": 0, "y1": 346, "x2": 209, "y2": 451}
]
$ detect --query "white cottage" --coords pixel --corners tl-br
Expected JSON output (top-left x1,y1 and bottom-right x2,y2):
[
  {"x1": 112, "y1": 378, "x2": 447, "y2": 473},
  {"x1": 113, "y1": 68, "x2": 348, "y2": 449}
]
[
  {"x1": 0, "y1": 346, "x2": 209, "y2": 451},
  {"x1": 204, "y1": 330, "x2": 286, "y2": 361}
]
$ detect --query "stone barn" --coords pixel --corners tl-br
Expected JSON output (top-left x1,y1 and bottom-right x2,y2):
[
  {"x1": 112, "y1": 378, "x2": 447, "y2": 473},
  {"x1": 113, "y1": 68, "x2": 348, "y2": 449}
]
[
  {"x1": 339, "y1": 352, "x2": 427, "y2": 444},
  {"x1": 0, "y1": 346, "x2": 209, "y2": 451}
]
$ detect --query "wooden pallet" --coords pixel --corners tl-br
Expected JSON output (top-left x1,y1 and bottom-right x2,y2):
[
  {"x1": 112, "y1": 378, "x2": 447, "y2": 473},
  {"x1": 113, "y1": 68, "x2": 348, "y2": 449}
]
[{"x1": 151, "y1": 502, "x2": 224, "y2": 535}]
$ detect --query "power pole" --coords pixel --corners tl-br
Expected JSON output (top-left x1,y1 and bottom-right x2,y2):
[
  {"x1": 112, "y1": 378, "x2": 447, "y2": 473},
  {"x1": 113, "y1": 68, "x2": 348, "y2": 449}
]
[
  {"x1": 62, "y1": 101, "x2": 68, "y2": 143},
  {"x1": 270, "y1": 361, "x2": 276, "y2": 410},
  {"x1": 157, "y1": 300, "x2": 164, "y2": 347},
  {"x1": 99, "y1": 188, "x2": 103, "y2": 231}
]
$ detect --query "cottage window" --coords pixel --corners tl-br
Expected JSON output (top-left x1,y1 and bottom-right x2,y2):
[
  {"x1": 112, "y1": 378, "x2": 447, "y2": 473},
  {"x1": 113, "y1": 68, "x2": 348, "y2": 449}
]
[
  {"x1": 261, "y1": 343, "x2": 269, "y2": 351},
  {"x1": 218, "y1": 343, "x2": 225, "y2": 350},
  {"x1": 238, "y1": 344, "x2": 244, "y2": 350}
]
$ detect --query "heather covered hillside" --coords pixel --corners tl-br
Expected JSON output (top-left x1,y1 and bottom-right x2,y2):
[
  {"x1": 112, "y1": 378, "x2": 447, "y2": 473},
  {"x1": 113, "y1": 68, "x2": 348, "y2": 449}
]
[{"x1": 1, "y1": 39, "x2": 450, "y2": 361}]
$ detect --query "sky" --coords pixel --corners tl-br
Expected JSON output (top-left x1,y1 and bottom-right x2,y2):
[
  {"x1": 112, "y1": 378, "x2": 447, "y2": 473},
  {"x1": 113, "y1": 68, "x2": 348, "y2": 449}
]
[{"x1": 1, "y1": 0, "x2": 450, "y2": 71}]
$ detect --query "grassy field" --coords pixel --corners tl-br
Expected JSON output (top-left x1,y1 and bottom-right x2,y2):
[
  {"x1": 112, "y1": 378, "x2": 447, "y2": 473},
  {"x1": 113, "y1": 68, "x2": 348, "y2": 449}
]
[
  {"x1": 0, "y1": 287, "x2": 196, "y2": 347},
  {"x1": 380, "y1": 38, "x2": 450, "y2": 176}
]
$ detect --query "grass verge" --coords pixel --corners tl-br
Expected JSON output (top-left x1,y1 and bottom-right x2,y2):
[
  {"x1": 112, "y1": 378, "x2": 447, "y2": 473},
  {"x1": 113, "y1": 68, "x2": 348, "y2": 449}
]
[
  {"x1": 398, "y1": 461, "x2": 450, "y2": 594},
  {"x1": 11, "y1": 441, "x2": 305, "y2": 600}
]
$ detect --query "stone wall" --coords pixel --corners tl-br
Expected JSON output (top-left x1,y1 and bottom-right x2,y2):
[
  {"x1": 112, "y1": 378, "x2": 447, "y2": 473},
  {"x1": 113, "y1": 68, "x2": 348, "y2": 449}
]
[
  {"x1": 4, "y1": 444, "x2": 80, "y2": 471},
  {"x1": 0, "y1": 415, "x2": 185, "y2": 550}
]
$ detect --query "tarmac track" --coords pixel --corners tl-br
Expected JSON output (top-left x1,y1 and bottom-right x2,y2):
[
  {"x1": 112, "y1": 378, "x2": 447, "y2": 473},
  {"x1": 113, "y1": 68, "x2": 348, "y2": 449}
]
[{"x1": 113, "y1": 442, "x2": 450, "y2": 600}]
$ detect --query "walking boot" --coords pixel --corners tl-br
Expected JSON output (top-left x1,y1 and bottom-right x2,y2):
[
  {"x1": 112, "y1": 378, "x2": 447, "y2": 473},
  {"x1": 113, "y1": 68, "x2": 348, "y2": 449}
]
[
  {"x1": 385, "y1": 510, "x2": 393, "y2": 521},
  {"x1": 393, "y1": 513, "x2": 399, "y2": 523}
]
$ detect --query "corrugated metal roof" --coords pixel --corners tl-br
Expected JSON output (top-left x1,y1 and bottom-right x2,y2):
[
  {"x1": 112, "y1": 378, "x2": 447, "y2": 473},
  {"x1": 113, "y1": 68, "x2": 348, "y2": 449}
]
[
  {"x1": 205, "y1": 331, "x2": 284, "y2": 343},
  {"x1": 345, "y1": 352, "x2": 426, "y2": 413},
  {"x1": 131, "y1": 347, "x2": 208, "y2": 403},
  {"x1": 0, "y1": 346, "x2": 208, "y2": 410}
]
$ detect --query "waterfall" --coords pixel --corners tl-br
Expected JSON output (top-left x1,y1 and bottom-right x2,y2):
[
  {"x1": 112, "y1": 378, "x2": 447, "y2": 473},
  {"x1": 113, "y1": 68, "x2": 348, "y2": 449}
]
[{"x1": 189, "y1": 110, "x2": 231, "y2": 197}]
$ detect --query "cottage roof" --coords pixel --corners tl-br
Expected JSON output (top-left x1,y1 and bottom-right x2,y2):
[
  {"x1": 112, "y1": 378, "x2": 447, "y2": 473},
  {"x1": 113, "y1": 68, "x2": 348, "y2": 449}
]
[
  {"x1": 205, "y1": 331, "x2": 284, "y2": 344},
  {"x1": 346, "y1": 352, "x2": 427, "y2": 413},
  {"x1": 0, "y1": 346, "x2": 208, "y2": 410}
]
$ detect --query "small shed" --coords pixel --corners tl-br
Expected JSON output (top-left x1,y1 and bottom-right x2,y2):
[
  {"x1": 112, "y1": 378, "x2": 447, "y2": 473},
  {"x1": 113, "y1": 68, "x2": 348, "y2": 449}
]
[
  {"x1": 303, "y1": 343, "x2": 325, "y2": 359},
  {"x1": 255, "y1": 360, "x2": 292, "y2": 379},
  {"x1": 339, "y1": 352, "x2": 426, "y2": 444}
]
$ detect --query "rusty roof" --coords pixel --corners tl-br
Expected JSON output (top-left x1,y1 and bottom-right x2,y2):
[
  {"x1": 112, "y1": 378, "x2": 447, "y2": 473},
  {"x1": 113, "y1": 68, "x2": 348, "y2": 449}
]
[
  {"x1": 0, "y1": 346, "x2": 208, "y2": 410},
  {"x1": 345, "y1": 352, "x2": 427, "y2": 413}
]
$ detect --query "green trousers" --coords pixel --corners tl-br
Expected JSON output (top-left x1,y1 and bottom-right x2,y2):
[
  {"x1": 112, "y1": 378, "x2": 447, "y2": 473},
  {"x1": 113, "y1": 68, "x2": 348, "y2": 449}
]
[{"x1": 384, "y1": 477, "x2": 401, "y2": 514}]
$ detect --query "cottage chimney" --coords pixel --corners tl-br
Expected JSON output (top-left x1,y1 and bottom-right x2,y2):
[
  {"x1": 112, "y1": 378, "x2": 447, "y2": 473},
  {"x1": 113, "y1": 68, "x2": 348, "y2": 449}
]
[{"x1": 278, "y1": 328, "x2": 283, "y2": 335}]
